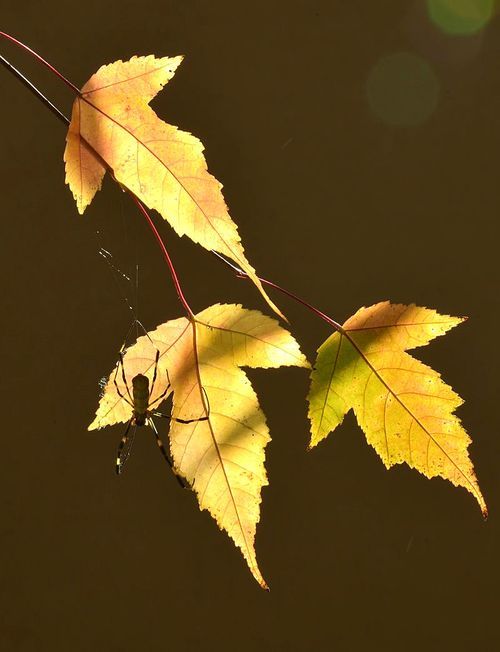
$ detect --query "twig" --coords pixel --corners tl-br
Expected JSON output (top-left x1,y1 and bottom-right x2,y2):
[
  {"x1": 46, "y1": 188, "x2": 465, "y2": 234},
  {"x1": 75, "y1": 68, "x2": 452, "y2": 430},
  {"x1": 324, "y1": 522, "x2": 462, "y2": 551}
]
[{"x1": 211, "y1": 251, "x2": 343, "y2": 331}]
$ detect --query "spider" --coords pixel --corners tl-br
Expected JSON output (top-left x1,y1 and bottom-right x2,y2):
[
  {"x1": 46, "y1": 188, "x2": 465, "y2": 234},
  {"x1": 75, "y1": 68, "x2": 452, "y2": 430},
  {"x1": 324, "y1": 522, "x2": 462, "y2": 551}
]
[{"x1": 113, "y1": 346, "x2": 209, "y2": 482}]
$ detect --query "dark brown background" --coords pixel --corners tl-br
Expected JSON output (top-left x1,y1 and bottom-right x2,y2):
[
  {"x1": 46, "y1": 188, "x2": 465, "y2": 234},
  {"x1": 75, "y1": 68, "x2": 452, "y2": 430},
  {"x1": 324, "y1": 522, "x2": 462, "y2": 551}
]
[{"x1": 1, "y1": 1, "x2": 498, "y2": 650}]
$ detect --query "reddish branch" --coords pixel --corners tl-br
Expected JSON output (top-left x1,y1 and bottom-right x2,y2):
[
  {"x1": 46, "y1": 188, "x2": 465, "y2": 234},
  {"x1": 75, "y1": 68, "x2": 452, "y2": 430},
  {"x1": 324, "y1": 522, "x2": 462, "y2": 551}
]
[
  {"x1": 0, "y1": 31, "x2": 80, "y2": 94},
  {"x1": 0, "y1": 30, "x2": 342, "y2": 331}
]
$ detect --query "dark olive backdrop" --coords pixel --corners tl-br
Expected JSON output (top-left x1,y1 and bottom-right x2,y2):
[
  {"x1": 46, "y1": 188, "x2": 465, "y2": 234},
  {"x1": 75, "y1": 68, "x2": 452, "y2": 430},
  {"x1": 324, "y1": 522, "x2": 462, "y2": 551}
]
[{"x1": 1, "y1": 1, "x2": 498, "y2": 650}]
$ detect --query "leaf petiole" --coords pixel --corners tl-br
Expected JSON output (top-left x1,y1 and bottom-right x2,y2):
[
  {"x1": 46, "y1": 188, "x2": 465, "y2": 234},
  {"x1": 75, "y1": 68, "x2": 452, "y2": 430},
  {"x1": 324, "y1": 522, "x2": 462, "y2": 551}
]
[{"x1": 211, "y1": 251, "x2": 343, "y2": 332}]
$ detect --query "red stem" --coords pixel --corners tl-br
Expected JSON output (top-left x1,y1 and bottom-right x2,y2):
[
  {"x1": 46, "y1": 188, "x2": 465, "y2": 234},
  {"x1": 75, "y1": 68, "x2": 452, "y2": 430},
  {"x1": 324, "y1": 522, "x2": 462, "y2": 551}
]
[
  {"x1": 211, "y1": 252, "x2": 343, "y2": 331},
  {"x1": 131, "y1": 196, "x2": 194, "y2": 318},
  {"x1": 253, "y1": 276, "x2": 343, "y2": 331},
  {"x1": 0, "y1": 31, "x2": 80, "y2": 94}
]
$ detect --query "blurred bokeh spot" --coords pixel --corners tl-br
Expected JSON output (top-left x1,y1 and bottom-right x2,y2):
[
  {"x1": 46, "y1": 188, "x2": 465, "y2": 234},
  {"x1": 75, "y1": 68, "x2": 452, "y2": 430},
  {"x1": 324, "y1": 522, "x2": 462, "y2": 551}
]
[
  {"x1": 427, "y1": 0, "x2": 494, "y2": 35},
  {"x1": 366, "y1": 52, "x2": 439, "y2": 127}
]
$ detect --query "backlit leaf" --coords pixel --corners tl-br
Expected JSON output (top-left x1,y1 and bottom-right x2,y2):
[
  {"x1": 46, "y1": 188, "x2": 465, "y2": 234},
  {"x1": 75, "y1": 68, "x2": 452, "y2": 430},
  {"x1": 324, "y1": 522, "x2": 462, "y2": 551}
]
[
  {"x1": 307, "y1": 302, "x2": 486, "y2": 515},
  {"x1": 90, "y1": 304, "x2": 309, "y2": 588},
  {"x1": 64, "y1": 55, "x2": 284, "y2": 319}
]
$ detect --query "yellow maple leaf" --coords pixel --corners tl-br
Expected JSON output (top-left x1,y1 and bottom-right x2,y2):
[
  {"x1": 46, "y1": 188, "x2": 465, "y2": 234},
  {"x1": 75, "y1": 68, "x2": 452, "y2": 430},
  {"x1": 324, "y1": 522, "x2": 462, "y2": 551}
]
[
  {"x1": 64, "y1": 55, "x2": 283, "y2": 319},
  {"x1": 89, "y1": 304, "x2": 309, "y2": 588},
  {"x1": 307, "y1": 301, "x2": 486, "y2": 515}
]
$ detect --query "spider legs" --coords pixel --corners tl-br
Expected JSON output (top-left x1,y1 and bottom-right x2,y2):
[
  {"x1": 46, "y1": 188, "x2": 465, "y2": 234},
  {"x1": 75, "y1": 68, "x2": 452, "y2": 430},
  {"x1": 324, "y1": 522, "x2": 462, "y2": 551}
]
[
  {"x1": 152, "y1": 386, "x2": 211, "y2": 424},
  {"x1": 152, "y1": 412, "x2": 209, "y2": 424},
  {"x1": 113, "y1": 351, "x2": 134, "y2": 408},
  {"x1": 148, "y1": 349, "x2": 160, "y2": 401},
  {"x1": 147, "y1": 356, "x2": 174, "y2": 410},
  {"x1": 115, "y1": 419, "x2": 137, "y2": 475},
  {"x1": 147, "y1": 418, "x2": 189, "y2": 489}
]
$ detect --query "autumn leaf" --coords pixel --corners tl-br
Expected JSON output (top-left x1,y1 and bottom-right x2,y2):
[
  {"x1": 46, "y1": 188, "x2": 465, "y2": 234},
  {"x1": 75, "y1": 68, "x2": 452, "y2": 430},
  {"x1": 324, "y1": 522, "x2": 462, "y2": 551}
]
[
  {"x1": 90, "y1": 304, "x2": 309, "y2": 588},
  {"x1": 64, "y1": 55, "x2": 284, "y2": 319},
  {"x1": 307, "y1": 301, "x2": 486, "y2": 515}
]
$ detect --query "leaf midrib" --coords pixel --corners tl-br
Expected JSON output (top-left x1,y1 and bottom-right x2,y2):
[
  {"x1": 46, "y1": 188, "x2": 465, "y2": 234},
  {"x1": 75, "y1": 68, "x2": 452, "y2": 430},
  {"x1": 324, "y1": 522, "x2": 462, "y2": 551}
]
[
  {"x1": 77, "y1": 95, "x2": 248, "y2": 273},
  {"x1": 189, "y1": 319, "x2": 265, "y2": 586},
  {"x1": 342, "y1": 327, "x2": 483, "y2": 507}
]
